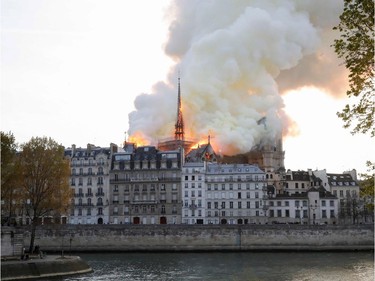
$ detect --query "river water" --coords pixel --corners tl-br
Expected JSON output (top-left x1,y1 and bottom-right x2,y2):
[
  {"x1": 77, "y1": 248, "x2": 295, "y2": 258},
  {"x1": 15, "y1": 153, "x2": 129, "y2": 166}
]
[{"x1": 62, "y1": 251, "x2": 374, "y2": 281}]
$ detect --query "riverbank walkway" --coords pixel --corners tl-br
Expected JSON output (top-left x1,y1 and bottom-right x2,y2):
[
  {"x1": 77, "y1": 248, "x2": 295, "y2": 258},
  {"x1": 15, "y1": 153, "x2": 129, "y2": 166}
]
[{"x1": 1, "y1": 255, "x2": 92, "y2": 280}]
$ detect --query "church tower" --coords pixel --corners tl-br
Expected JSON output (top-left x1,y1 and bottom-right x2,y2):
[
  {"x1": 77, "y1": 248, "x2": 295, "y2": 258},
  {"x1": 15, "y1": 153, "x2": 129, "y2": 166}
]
[
  {"x1": 175, "y1": 76, "x2": 184, "y2": 141},
  {"x1": 157, "y1": 76, "x2": 195, "y2": 153}
]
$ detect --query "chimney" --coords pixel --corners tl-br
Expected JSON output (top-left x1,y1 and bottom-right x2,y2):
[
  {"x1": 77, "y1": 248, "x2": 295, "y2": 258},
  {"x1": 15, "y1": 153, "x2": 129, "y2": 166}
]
[
  {"x1": 72, "y1": 144, "x2": 76, "y2": 156},
  {"x1": 110, "y1": 143, "x2": 118, "y2": 154}
]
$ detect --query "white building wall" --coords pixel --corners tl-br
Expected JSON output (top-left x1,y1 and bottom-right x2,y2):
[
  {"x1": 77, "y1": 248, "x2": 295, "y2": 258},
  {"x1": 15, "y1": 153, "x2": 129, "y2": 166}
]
[
  {"x1": 181, "y1": 162, "x2": 206, "y2": 224},
  {"x1": 68, "y1": 146, "x2": 112, "y2": 225}
]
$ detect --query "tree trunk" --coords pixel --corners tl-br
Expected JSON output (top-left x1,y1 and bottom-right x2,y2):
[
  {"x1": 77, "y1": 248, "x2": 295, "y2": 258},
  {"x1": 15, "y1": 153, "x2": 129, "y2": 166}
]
[{"x1": 29, "y1": 221, "x2": 37, "y2": 253}]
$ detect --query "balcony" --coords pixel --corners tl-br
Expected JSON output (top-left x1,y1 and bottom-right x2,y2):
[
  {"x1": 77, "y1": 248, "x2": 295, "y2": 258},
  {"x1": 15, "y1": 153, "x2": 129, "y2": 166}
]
[
  {"x1": 85, "y1": 193, "x2": 94, "y2": 197},
  {"x1": 158, "y1": 177, "x2": 179, "y2": 182},
  {"x1": 130, "y1": 177, "x2": 159, "y2": 182},
  {"x1": 189, "y1": 204, "x2": 198, "y2": 210},
  {"x1": 132, "y1": 200, "x2": 158, "y2": 205},
  {"x1": 74, "y1": 193, "x2": 84, "y2": 198},
  {"x1": 95, "y1": 192, "x2": 105, "y2": 197}
]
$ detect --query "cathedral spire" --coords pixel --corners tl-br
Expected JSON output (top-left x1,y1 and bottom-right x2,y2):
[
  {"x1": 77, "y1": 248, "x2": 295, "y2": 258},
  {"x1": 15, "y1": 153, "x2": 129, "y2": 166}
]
[{"x1": 175, "y1": 74, "x2": 184, "y2": 141}]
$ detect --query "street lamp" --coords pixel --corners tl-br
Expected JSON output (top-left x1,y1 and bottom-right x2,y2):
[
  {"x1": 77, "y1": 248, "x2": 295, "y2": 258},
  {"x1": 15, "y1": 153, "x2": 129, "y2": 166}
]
[
  {"x1": 310, "y1": 204, "x2": 317, "y2": 225},
  {"x1": 262, "y1": 205, "x2": 269, "y2": 224},
  {"x1": 296, "y1": 206, "x2": 303, "y2": 224},
  {"x1": 69, "y1": 234, "x2": 73, "y2": 256}
]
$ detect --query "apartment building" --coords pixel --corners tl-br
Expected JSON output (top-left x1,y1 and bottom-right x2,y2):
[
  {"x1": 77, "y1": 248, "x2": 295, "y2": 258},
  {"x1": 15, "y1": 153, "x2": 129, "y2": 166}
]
[
  {"x1": 65, "y1": 143, "x2": 117, "y2": 224},
  {"x1": 109, "y1": 144, "x2": 182, "y2": 224}
]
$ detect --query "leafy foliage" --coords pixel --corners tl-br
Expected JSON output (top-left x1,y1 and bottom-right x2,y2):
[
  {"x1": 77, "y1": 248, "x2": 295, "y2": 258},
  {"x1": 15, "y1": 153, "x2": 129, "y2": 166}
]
[
  {"x1": 19, "y1": 137, "x2": 71, "y2": 220},
  {"x1": 359, "y1": 161, "x2": 374, "y2": 220},
  {"x1": 333, "y1": 0, "x2": 374, "y2": 137},
  {"x1": 1, "y1": 132, "x2": 22, "y2": 225}
]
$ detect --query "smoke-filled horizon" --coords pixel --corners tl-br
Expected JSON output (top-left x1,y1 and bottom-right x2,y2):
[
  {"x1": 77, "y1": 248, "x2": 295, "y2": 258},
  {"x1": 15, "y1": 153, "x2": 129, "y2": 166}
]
[{"x1": 128, "y1": 0, "x2": 348, "y2": 155}]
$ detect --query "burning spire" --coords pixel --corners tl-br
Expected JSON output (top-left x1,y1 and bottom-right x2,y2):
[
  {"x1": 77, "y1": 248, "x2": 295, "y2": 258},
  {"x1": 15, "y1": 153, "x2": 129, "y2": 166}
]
[{"x1": 175, "y1": 75, "x2": 184, "y2": 141}]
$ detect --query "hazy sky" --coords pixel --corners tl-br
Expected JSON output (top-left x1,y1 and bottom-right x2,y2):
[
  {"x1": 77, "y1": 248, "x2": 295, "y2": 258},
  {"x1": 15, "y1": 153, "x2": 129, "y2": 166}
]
[{"x1": 1, "y1": 0, "x2": 373, "y2": 175}]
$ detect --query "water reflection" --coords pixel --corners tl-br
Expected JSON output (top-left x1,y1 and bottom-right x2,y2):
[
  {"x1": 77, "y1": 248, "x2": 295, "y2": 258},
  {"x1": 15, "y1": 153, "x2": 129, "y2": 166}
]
[{"x1": 63, "y1": 251, "x2": 374, "y2": 281}]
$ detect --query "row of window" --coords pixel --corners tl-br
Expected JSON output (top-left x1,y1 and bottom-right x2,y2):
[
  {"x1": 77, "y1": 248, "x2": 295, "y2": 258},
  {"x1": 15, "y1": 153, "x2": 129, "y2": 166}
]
[
  {"x1": 285, "y1": 182, "x2": 307, "y2": 189},
  {"x1": 206, "y1": 183, "x2": 263, "y2": 190},
  {"x1": 333, "y1": 190, "x2": 358, "y2": 197},
  {"x1": 204, "y1": 175, "x2": 264, "y2": 182},
  {"x1": 71, "y1": 157, "x2": 106, "y2": 166},
  {"x1": 112, "y1": 205, "x2": 177, "y2": 214},
  {"x1": 71, "y1": 167, "x2": 105, "y2": 176},
  {"x1": 269, "y1": 209, "x2": 335, "y2": 218},
  {"x1": 73, "y1": 207, "x2": 103, "y2": 216},
  {"x1": 184, "y1": 210, "x2": 262, "y2": 218},
  {"x1": 269, "y1": 200, "x2": 335, "y2": 207},
  {"x1": 205, "y1": 201, "x2": 262, "y2": 209},
  {"x1": 71, "y1": 177, "x2": 104, "y2": 186}
]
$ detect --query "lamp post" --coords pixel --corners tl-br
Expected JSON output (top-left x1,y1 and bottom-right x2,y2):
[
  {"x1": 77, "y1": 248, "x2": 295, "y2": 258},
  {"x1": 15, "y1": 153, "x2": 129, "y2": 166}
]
[
  {"x1": 263, "y1": 205, "x2": 269, "y2": 224},
  {"x1": 69, "y1": 234, "x2": 73, "y2": 256},
  {"x1": 296, "y1": 206, "x2": 303, "y2": 224},
  {"x1": 310, "y1": 204, "x2": 317, "y2": 225}
]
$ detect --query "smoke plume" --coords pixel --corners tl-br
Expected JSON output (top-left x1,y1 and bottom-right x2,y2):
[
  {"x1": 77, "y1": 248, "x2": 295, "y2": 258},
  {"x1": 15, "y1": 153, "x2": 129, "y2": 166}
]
[{"x1": 128, "y1": 0, "x2": 346, "y2": 155}]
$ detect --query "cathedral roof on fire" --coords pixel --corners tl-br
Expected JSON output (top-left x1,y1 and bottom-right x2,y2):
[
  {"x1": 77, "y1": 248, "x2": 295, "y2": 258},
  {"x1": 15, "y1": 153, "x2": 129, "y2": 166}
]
[{"x1": 185, "y1": 143, "x2": 217, "y2": 163}]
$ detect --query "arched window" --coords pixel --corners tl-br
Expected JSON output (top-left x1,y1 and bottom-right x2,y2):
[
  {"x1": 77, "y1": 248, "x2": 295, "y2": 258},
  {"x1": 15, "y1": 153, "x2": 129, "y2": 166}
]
[
  {"x1": 98, "y1": 167, "x2": 104, "y2": 175},
  {"x1": 97, "y1": 197, "x2": 103, "y2": 205}
]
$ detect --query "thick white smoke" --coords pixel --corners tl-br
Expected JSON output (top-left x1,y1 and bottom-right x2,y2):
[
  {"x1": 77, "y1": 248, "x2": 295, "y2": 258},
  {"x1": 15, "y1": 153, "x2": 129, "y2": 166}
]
[{"x1": 128, "y1": 0, "x2": 345, "y2": 155}]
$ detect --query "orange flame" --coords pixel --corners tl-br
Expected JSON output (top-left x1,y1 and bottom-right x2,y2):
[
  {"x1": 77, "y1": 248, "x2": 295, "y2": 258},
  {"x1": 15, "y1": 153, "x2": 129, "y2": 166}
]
[{"x1": 128, "y1": 132, "x2": 148, "y2": 147}]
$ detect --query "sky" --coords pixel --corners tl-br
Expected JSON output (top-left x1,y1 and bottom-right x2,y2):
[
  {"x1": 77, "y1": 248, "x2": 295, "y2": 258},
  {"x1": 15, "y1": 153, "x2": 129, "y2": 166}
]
[{"x1": 1, "y1": 0, "x2": 373, "y2": 176}]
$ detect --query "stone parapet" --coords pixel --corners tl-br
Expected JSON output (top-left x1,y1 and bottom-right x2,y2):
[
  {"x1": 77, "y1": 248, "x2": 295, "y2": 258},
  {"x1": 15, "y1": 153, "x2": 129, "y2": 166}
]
[{"x1": 16, "y1": 224, "x2": 374, "y2": 252}]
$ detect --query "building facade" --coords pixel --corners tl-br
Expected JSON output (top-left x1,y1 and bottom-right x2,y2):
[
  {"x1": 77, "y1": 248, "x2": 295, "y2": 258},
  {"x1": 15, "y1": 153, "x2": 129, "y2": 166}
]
[
  {"x1": 182, "y1": 162, "x2": 268, "y2": 225},
  {"x1": 65, "y1": 143, "x2": 116, "y2": 224},
  {"x1": 268, "y1": 187, "x2": 339, "y2": 225},
  {"x1": 109, "y1": 145, "x2": 183, "y2": 224}
]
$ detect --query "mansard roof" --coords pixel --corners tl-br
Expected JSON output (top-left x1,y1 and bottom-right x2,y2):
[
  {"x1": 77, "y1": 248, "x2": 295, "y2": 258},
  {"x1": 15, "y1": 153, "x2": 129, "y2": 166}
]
[
  {"x1": 65, "y1": 145, "x2": 111, "y2": 159},
  {"x1": 327, "y1": 173, "x2": 358, "y2": 186},
  {"x1": 185, "y1": 143, "x2": 217, "y2": 162},
  {"x1": 291, "y1": 170, "x2": 310, "y2": 181},
  {"x1": 133, "y1": 146, "x2": 158, "y2": 161}
]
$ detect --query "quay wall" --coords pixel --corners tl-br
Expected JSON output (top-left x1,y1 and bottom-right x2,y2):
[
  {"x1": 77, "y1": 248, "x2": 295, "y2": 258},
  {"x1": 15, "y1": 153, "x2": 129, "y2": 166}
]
[{"x1": 16, "y1": 224, "x2": 375, "y2": 252}]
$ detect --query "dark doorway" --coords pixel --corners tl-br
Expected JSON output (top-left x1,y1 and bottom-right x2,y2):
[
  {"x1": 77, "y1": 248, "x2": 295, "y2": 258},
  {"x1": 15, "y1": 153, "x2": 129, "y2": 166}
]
[
  {"x1": 97, "y1": 218, "x2": 103, "y2": 224},
  {"x1": 221, "y1": 218, "x2": 227, "y2": 224},
  {"x1": 160, "y1": 216, "x2": 167, "y2": 224},
  {"x1": 237, "y1": 219, "x2": 243, "y2": 224},
  {"x1": 133, "y1": 217, "x2": 140, "y2": 224},
  {"x1": 196, "y1": 219, "x2": 204, "y2": 224}
]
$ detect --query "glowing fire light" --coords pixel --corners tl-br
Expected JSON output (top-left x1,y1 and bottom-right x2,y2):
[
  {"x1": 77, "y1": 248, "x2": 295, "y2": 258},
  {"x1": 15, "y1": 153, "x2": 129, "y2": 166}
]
[{"x1": 128, "y1": 132, "x2": 149, "y2": 147}]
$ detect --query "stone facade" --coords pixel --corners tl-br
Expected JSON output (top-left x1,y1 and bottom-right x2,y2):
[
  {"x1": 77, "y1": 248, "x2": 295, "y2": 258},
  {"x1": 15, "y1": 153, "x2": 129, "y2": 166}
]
[
  {"x1": 18, "y1": 224, "x2": 375, "y2": 252},
  {"x1": 109, "y1": 144, "x2": 183, "y2": 224},
  {"x1": 64, "y1": 143, "x2": 117, "y2": 224}
]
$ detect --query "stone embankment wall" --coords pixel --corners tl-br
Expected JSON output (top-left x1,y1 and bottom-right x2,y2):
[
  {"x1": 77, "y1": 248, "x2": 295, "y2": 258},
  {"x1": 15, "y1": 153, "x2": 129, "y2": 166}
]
[{"x1": 16, "y1": 224, "x2": 375, "y2": 252}]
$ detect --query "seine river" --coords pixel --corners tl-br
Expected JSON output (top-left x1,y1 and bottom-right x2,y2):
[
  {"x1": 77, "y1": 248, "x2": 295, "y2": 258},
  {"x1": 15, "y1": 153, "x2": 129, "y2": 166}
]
[{"x1": 62, "y1": 251, "x2": 374, "y2": 281}]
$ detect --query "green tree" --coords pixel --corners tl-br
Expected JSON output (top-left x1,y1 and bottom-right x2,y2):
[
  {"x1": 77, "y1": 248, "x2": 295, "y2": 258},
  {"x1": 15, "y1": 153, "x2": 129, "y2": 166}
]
[
  {"x1": 359, "y1": 161, "x2": 374, "y2": 222},
  {"x1": 19, "y1": 137, "x2": 71, "y2": 253},
  {"x1": 1, "y1": 131, "x2": 21, "y2": 225},
  {"x1": 333, "y1": 0, "x2": 374, "y2": 137}
]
